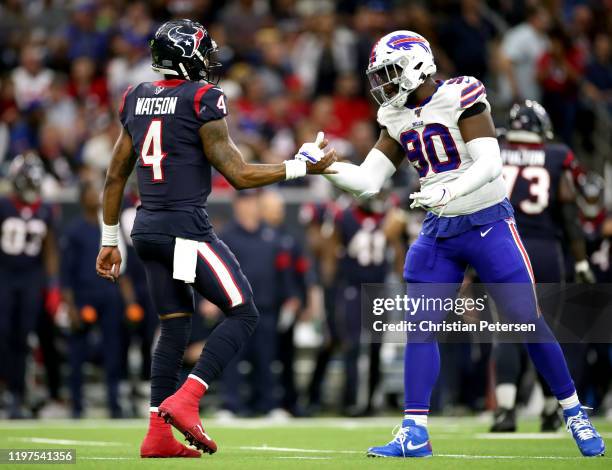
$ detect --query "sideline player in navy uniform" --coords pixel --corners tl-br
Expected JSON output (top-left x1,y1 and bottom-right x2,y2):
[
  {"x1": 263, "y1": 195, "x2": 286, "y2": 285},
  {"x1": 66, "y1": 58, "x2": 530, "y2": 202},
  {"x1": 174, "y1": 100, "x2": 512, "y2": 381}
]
[
  {"x1": 492, "y1": 100, "x2": 595, "y2": 432},
  {"x1": 0, "y1": 153, "x2": 60, "y2": 418},
  {"x1": 95, "y1": 19, "x2": 335, "y2": 458},
  {"x1": 322, "y1": 194, "x2": 399, "y2": 415}
]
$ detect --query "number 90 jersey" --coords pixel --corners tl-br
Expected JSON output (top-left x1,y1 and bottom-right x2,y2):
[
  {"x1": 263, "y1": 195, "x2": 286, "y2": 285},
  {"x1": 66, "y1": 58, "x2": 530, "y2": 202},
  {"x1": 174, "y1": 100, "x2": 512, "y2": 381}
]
[
  {"x1": 377, "y1": 76, "x2": 506, "y2": 216},
  {"x1": 119, "y1": 79, "x2": 228, "y2": 241}
]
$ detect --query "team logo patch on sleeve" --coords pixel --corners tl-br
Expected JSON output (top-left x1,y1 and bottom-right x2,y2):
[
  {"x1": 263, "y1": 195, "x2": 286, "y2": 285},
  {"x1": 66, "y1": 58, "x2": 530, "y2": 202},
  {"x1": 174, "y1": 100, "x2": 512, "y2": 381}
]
[{"x1": 168, "y1": 26, "x2": 206, "y2": 58}]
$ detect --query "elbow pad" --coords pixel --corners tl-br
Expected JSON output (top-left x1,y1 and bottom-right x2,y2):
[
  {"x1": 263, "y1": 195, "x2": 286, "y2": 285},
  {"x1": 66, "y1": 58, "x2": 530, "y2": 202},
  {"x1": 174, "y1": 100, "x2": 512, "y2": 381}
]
[{"x1": 324, "y1": 148, "x2": 396, "y2": 199}]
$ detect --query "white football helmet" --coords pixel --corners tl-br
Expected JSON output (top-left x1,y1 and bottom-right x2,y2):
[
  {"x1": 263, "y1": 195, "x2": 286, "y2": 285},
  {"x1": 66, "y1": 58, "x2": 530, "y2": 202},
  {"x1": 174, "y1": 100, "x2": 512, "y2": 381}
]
[{"x1": 367, "y1": 31, "x2": 437, "y2": 108}]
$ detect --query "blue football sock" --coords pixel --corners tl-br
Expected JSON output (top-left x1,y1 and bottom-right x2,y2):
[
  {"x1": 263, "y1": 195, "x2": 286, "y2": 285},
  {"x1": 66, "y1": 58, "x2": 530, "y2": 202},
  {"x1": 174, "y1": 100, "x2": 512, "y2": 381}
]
[{"x1": 404, "y1": 342, "x2": 440, "y2": 413}]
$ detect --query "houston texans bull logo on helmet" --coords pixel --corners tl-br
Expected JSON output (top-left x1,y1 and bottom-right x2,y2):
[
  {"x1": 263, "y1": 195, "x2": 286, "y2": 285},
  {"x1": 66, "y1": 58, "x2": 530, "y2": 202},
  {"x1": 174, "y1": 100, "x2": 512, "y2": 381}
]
[{"x1": 167, "y1": 25, "x2": 206, "y2": 58}]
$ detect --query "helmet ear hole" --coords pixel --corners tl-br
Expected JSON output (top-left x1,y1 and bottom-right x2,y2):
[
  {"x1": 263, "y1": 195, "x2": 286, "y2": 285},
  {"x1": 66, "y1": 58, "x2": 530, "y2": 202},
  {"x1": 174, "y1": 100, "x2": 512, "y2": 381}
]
[{"x1": 414, "y1": 62, "x2": 423, "y2": 70}]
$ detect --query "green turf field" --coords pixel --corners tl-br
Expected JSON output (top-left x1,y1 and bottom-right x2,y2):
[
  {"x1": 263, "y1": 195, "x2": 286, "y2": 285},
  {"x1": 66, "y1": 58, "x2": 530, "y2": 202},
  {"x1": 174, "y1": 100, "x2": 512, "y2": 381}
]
[{"x1": 0, "y1": 417, "x2": 610, "y2": 469}]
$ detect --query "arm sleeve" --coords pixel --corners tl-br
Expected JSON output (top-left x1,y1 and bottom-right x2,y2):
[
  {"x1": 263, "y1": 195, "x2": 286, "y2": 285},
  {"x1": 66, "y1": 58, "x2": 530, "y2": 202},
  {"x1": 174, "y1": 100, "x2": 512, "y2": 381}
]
[
  {"x1": 194, "y1": 85, "x2": 228, "y2": 123},
  {"x1": 323, "y1": 148, "x2": 397, "y2": 200},
  {"x1": 446, "y1": 137, "x2": 502, "y2": 199}
]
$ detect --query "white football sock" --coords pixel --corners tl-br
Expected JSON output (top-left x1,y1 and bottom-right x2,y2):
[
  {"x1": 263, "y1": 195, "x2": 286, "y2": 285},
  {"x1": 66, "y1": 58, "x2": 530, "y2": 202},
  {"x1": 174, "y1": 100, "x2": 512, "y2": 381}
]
[
  {"x1": 495, "y1": 383, "x2": 517, "y2": 410},
  {"x1": 404, "y1": 414, "x2": 428, "y2": 427},
  {"x1": 558, "y1": 392, "x2": 580, "y2": 410}
]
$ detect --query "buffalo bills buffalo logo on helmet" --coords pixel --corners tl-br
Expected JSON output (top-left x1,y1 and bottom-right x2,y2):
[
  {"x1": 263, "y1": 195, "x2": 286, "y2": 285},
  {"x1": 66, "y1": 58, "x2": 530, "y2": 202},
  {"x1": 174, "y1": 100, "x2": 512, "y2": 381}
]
[
  {"x1": 386, "y1": 34, "x2": 430, "y2": 53},
  {"x1": 167, "y1": 26, "x2": 206, "y2": 58}
]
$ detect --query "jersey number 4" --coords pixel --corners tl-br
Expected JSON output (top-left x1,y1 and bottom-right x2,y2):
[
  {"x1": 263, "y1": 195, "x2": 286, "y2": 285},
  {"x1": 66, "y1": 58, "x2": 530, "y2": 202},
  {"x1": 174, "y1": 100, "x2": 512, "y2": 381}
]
[
  {"x1": 141, "y1": 119, "x2": 167, "y2": 182},
  {"x1": 400, "y1": 124, "x2": 461, "y2": 177}
]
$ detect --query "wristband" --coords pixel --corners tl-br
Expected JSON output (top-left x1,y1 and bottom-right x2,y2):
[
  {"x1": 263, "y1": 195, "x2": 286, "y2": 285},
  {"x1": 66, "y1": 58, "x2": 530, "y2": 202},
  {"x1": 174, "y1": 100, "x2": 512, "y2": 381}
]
[
  {"x1": 101, "y1": 222, "x2": 119, "y2": 247},
  {"x1": 283, "y1": 160, "x2": 307, "y2": 180}
]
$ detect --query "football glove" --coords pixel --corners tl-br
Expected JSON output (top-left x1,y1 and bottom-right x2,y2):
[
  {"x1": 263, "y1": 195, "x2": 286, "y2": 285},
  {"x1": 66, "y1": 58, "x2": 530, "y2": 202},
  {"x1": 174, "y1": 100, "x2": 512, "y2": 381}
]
[
  {"x1": 409, "y1": 185, "x2": 453, "y2": 209},
  {"x1": 574, "y1": 260, "x2": 596, "y2": 284},
  {"x1": 295, "y1": 131, "x2": 325, "y2": 164}
]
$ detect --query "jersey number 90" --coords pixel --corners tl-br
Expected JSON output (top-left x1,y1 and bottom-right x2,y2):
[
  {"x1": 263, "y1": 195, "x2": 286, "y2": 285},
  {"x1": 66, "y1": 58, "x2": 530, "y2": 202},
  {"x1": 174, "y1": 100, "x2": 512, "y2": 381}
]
[{"x1": 400, "y1": 124, "x2": 461, "y2": 177}]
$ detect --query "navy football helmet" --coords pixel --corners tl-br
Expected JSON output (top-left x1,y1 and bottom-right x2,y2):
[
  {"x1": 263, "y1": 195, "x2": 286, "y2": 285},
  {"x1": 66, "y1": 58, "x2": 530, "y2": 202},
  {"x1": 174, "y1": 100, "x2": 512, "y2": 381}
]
[
  {"x1": 150, "y1": 19, "x2": 220, "y2": 83},
  {"x1": 507, "y1": 100, "x2": 554, "y2": 143},
  {"x1": 8, "y1": 152, "x2": 45, "y2": 204}
]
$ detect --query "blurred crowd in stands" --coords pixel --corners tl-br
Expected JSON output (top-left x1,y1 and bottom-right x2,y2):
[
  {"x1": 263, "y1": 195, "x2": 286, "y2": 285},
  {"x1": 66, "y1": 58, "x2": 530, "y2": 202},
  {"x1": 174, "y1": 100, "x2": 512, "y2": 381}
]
[{"x1": 0, "y1": 0, "x2": 611, "y2": 419}]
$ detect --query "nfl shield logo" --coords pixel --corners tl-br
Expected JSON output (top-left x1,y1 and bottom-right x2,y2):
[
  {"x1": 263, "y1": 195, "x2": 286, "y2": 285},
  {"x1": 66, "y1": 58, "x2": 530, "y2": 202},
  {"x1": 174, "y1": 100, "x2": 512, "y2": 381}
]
[{"x1": 155, "y1": 86, "x2": 164, "y2": 95}]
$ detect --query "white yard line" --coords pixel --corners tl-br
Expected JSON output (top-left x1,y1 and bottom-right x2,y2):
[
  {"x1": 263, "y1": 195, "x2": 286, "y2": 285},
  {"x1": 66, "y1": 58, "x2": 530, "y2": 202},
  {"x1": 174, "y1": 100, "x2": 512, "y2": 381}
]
[
  {"x1": 477, "y1": 432, "x2": 612, "y2": 439},
  {"x1": 238, "y1": 445, "x2": 606, "y2": 460},
  {"x1": 237, "y1": 445, "x2": 360, "y2": 454},
  {"x1": 11, "y1": 437, "x2": 128, "y2": 447}
]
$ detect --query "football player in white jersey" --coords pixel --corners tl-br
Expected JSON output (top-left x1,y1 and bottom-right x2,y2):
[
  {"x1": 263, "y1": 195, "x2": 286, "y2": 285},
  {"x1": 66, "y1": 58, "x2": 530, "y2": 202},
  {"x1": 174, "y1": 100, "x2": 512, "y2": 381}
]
[{"x1": 295, "y1": 31, "x2": 604, "y2": 458}]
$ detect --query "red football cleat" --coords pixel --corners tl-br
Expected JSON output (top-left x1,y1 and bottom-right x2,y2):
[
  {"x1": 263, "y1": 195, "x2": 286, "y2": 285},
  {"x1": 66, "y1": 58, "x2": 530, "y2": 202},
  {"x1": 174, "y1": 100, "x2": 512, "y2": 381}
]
[
  {"x1": 140, "y1": 411, "x2": 201, "y2": 458},
  {"x1": 158, "y1": 376, "x2": 217, "y2": 454}
]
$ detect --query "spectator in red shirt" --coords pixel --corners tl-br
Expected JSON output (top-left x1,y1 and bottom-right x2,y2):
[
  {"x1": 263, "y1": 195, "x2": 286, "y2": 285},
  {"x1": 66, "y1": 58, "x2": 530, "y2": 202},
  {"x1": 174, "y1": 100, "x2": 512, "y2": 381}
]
[
  {"x1": 537, "y1": 26, "x2": 585, "y2": 145},
  {"x1": 331, "y1": 73, "x2": 373, "y2": 138},
  {"x1": 67, "y1": 57, "x2": 109, "y2": 110}
]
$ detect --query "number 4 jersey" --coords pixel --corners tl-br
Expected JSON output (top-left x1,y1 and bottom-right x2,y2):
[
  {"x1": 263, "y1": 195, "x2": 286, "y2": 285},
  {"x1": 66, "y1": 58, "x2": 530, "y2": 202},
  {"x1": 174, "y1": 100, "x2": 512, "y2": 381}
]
[
  {"x1": 500, "y1": 140, "x2": 576, "y2": 240},
  {"x1": 119, "y1": 78, "x2": 228, "y2": 242},
  {"x1": 377, "y1": 76, "x2": 507, "y2": 216}
]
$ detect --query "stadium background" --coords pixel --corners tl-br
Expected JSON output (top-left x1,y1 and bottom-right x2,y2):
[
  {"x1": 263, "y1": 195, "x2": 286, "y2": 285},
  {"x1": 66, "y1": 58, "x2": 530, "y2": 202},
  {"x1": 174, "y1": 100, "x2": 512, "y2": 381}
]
[{"x1": 0, "y1": 0, "x2": 610, "y2": 422}]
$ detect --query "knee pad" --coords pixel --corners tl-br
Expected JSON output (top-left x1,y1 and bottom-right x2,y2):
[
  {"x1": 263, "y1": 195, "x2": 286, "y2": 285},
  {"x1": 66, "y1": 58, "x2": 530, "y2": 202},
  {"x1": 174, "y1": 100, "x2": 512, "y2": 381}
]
[{"x1": 225, "y1": 299, "x2": 259, "y2": 335}]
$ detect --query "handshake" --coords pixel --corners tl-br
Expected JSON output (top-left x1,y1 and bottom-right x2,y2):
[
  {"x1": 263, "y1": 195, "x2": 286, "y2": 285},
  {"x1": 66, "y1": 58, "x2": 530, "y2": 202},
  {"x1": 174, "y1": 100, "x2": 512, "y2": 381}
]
[{"x1": 291, "y1": 132, "x2": 337, "y2": 175}]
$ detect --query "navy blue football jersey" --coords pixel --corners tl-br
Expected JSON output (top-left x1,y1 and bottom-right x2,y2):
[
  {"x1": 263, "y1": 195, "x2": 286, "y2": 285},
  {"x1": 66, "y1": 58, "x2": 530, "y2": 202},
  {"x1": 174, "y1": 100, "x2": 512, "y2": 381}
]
[
  {"x1": 336, "y1": 207, "x2": 389, "y2": 285},
  {"x1": 500, "y1": 141, "x2": 574, "y2": 239},
  {"x1": 119, "y1": 78, "x2": 228, "y2": 241},
  {"x1": 0, "y1": 196, "x2": 53, "y2": 271}
]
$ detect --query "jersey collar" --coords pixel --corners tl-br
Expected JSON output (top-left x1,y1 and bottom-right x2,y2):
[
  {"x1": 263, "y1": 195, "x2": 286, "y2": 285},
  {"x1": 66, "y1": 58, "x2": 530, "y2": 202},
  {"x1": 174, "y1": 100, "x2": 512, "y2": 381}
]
[
  {"x1": 405, "y1": 80, "x2": 443, "y2": 109},
  {"x1": 152, "y1": 79, "x2": 186, "y2": 88}
]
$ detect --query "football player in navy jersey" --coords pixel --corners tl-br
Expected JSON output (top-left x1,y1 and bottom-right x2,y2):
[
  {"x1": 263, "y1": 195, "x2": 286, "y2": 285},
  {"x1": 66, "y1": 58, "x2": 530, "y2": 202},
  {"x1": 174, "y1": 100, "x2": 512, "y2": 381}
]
[
  {"x1": 492, "y1": 100, "x2": 595, "y2": 432},
  {"x1": 0, "y1": 153, "x2": 60, "y2": 418},
  {"x1": 95, "y1": 19, "x2": 335, "y2": 457},
  {"x1": 325, "y1": 194, "x2": 400, "y2": 415}
]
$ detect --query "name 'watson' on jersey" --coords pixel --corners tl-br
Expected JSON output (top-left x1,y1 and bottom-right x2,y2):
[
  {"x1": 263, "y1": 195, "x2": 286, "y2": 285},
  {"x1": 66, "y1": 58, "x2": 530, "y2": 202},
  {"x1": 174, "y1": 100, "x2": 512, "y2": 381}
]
[
  {"x1": 118, "y1": 79, "x2": 228, "y2": 241},
  {"x1": 377, "y1": 76, "x2": 507, "y2": 216}
]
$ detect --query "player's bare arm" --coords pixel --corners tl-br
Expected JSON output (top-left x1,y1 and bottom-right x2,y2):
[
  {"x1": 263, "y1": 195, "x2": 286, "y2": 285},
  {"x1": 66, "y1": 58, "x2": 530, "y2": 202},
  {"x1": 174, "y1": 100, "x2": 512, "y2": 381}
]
[
  {"x1": 200, "y1": 118, "x2": 337, "y2": 190},
  {"x1": 96, "y1": 128, "x2": 137, "y2": 282},
  {"x1": 558, "y1": 170, "x2": 594, "y2": 282},
  {"x1": 42, "y1": 229, "x2": 60, "y2": 280}
]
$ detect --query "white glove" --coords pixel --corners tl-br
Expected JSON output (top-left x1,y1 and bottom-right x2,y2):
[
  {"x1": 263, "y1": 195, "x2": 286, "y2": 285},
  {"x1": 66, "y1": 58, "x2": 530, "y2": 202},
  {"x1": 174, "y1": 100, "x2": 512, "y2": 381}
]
[
  {"x1": 574, "y1": 260, "x2": 596, "y2": 284},
  {"x1": 409, "y1": 185, "x2": 453, "y2": 209},
  {"x1": 295, "y1": 132, "x2": 325, "y2": 164}
]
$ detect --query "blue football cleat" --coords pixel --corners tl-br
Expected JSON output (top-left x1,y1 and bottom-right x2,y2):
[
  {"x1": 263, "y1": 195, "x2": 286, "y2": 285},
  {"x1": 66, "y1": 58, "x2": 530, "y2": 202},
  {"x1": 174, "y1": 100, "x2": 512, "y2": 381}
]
[
  {"x1": 564, "y1": 405, "x2": 605, "y2": 457},
  {"x1": 366, "y1": 419, "x2": 432, "y2": 458}
]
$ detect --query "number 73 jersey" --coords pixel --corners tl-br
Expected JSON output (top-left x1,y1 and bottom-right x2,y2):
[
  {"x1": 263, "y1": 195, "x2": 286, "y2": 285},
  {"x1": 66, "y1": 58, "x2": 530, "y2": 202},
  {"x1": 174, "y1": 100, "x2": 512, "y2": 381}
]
[
  {"x1": 377, "y1": 76, "x2": 507, "y2": 216},
  {"x1": 500, "y1": 140, "x2": 576, "y2": 240}
]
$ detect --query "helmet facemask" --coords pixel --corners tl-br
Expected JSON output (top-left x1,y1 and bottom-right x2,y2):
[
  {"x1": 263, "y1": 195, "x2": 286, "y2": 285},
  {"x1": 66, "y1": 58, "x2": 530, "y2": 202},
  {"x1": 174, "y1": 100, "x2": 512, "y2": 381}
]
[{"x1": 367, "y1": 56, "x2": 428, "y2": 107}]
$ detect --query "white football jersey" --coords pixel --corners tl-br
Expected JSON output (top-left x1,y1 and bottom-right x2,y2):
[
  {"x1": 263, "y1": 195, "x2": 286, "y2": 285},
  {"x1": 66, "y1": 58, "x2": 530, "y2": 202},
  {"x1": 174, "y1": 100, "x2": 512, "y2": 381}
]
[{"x1": 377, "y1": 76, "x2": 506, "y2": 216}]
